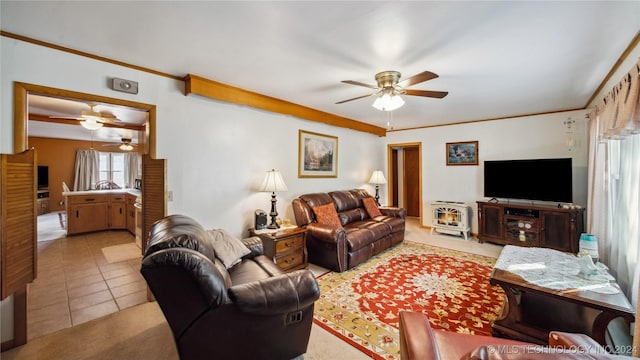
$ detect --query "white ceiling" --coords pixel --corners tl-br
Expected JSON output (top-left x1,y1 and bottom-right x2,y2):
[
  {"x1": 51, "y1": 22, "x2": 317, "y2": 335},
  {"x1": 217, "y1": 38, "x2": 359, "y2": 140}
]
[
  {"x1": 27, "y1": 95, "x2": 145, "y2": 143},
  {"x1": 2, "y1": 1, "x2": 639, "y2": 132}
]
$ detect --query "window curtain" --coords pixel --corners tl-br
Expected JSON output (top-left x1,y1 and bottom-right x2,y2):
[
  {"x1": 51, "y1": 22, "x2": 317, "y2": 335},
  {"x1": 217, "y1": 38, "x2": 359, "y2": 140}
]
[
  {"x1": 73, "y1": 149, "x2": 100, "y2": 191},
  {"x1": 124, "y1": 153, "x2": 140, "y2": 188},
  {"x1": 586, "y1": 60, "x2": 640, "y2": 356}
]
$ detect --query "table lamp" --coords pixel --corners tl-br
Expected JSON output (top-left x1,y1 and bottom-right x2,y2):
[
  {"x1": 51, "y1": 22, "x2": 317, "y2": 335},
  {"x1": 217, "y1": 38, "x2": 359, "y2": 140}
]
[
  {"x1": 368, "y1": 170, "x2": 387, "y2": 206},
  {"x1": 260, "y1": 169, "x2": 288, "y2": 229}
]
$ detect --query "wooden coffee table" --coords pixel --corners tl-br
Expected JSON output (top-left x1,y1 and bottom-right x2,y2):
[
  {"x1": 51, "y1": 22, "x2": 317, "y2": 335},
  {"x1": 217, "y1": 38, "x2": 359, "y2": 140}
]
[{"x1": 490, "y1": 248, "x2": 635, "y2": 348}]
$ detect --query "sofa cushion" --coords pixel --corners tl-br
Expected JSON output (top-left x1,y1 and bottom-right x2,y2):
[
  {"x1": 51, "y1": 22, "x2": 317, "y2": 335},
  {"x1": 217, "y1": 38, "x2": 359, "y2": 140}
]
[
  {"x1": 329, "y1": 190, "x2": 360, "y2": 212},
  {"x1": 378, "y1": 216, "x2": 406, "y2": 233},
  {"x1": 229, "y1": 257, "x2": 277, "y2": 286},
  {"x1": 313, "y1": 203, "x2": 343, "y2": 229},
  {"x1": 338, "y1": 208, "x2": 366, "y2": 225},
  {"x1": 343, "y1": 226, "x2": 377, "y2": 251},
  {"x1": 358, "y1": 219, "x2": 391, "y2": 239},
  {"x1": 362, "y1": 197, "x2": 383, "y2": 218},
  {"x1": 207, "y1": 229, "x2": 251, "y2": 269},
  {"x1": 300, "y1": 192, "x2": 334, "y2": 208}
]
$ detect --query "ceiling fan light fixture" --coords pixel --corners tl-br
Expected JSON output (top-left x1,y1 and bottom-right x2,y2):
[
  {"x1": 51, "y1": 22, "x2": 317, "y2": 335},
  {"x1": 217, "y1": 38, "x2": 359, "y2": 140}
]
[
  {"x1": 372, "y1": 93, "x2": 404, "y2": 111},
  {"x1": 119, "y1": 143, "x2": 134, "y2": 151},
  {"x1": 80, "y1": 118, "x2": 104, "y2": 130}
]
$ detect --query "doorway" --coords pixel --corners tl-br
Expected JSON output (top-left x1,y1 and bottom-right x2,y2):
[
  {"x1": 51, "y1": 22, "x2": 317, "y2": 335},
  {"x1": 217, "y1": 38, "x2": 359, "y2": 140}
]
[
  {"x1": 388, "y1": 142, "x2": 422, "y2": 223},
  {"x1": 10, "y1": 82, "x2": 164, "y2": 344}
]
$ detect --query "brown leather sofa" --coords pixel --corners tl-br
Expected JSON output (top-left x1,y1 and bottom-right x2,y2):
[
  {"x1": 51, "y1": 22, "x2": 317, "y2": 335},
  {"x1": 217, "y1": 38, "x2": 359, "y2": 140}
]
[
  {"x1": 399, "y1": 311, "x2": 623, "y2": 359},
  {"x1": 292, "y1": 189, "x2": 406, "y2": 272},
  {"x1": 140, "y1": 214, "x2": 321, "y2": 360}
]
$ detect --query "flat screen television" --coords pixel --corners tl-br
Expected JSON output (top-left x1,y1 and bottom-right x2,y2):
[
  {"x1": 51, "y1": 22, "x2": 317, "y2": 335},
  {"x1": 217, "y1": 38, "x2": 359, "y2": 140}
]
[
  {"x1": 37, "y1": 165, "x2": 49, "y2": 189},
  {"x1": 483, "y1": 158, "x2": 572, "y2": 203}
]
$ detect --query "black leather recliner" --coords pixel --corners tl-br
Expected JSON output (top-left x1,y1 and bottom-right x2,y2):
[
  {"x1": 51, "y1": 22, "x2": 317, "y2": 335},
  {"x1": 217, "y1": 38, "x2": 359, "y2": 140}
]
[{"x1": 140, "y1": 214, "x2": 320, "y2": 360}]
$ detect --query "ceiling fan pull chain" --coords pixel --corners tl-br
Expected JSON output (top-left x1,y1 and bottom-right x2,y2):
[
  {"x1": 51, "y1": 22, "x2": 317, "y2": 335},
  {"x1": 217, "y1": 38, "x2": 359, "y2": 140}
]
[{"x1": 387, "y1": 111, "x2": 395, "y2": 130}]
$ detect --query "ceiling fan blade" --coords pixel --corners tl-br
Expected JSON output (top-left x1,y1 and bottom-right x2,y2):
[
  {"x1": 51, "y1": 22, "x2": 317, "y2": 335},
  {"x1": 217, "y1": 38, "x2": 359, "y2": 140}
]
[
  {"x1": 341, "y1": 80, "x2": 379, "y2": 89},
  {"x1": 404, "y1": 89, "x2": 449, "y2": 99},
  {"x1": 49, "y1": 115, "x2": 82, "y2": 120},
  {"x1": 398, "y1": 71, "x2": 439, "y2": 88},
  {"x1": 100, "y1": 117, "x2": 122, "y2": 124},
  {"x1": 335, "y1": 93, "x2": 375, "y2": 104}
]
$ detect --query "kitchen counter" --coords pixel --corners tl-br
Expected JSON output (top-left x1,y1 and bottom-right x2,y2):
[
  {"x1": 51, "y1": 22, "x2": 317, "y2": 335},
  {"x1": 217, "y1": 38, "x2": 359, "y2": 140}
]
[
  {"x1": 63, "y1": 188, "x2": 141, "y2": 197},
  {"x1": 64, "y1": 188, "x2": 141, "y2": 235}
]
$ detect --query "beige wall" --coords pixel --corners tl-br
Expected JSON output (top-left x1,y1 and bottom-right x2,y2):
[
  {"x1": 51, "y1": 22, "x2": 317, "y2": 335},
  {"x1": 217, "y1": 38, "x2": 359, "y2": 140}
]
[{"x1": 29, "y1": 136, "x2": 135, "y2": 212}]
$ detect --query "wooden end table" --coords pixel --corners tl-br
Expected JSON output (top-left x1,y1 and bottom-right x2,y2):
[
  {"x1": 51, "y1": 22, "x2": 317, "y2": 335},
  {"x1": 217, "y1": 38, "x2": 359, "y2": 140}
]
[
  {"x1": 490, "y1": 248, "x2": 634, "y2": 349},
  {"x1": 249, "y1": 226, "x2": 308, "y2": 273}
]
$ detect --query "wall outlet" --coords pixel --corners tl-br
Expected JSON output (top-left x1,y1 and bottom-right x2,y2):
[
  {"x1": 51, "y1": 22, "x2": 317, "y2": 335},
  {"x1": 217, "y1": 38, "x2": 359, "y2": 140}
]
[{"x1": 167, "y1": 190, "x2": 173, "y2": 202}]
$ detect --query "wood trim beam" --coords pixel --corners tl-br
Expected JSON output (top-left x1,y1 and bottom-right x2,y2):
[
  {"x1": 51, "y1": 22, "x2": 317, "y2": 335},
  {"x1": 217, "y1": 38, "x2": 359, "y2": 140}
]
[
  {"x1": 389, "y1": 108, "x2": 586, "y2": 132},
  {"x1": 184, "y1": 74, "x2": 387, "y2": 137},
  {"x1": 28, "y1": 113, "x2": 145, "y2": 131},
  {"x1": 1, "y1": 31, "x2": 183, "y2": 81},
  {"x1": 13, "y1": 82, "x2": 156, "y2": 158}
]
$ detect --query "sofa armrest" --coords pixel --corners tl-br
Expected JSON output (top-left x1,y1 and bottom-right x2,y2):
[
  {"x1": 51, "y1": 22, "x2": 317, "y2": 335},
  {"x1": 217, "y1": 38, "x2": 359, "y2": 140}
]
[
  {"x1": 241, "y1": 236, "x2": 264, "y2": 257},
  {"x1": 380, "y1": 206, "x2": 406, "y2": 219},
  {"x1": 306, "y1": 223, "x2": 346, "y2": 244},
  {"x1": 399, "y1": 311, "x2": 441, "y2": 360},
  {"x1": 228, "y1": 270, "x2": 320, "y2": 315},
  {"x1": 549, "y1": 332, "x2": 607, "y2": 353}
]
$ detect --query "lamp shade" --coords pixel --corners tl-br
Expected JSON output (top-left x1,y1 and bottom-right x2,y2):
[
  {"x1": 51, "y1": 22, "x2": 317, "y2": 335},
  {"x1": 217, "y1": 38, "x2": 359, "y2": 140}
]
[
  {"x1": 372, "y1": 93, "x2": 405, "y2": 111},
  {"x1": 368, "y1": 170, "x2": 387, "y2": 185},
  {"x1": 260, "y1": 169, "x2": 288, "y2": 192},
  {"x1": 80, "y1": 118, "x2": 104, "y2": 130}
]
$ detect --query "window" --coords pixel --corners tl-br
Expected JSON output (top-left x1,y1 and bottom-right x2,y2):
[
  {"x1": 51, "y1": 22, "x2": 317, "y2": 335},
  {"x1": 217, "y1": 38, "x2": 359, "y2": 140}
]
[{"x1": 99, "y1": 152, "x2": 125, "y2": 188}]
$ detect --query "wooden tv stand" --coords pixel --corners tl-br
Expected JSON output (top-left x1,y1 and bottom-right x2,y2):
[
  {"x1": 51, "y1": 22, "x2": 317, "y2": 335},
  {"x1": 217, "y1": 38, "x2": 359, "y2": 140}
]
[{"x1": 477, "y1": 201, "x2": 584, "y2": 253}]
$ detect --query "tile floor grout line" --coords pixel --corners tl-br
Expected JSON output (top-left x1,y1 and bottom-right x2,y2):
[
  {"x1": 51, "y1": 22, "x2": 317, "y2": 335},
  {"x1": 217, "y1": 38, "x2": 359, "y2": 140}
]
[{"x1": 30, "y1": 227, "x2": 143, "y2": 339}]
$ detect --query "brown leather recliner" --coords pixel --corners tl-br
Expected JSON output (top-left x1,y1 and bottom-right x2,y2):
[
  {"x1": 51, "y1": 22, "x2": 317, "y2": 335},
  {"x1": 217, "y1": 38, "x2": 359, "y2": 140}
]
[
  {"x1": 140, "y1": 214, "x2": 320, "y2": 360},
  {"x1": 292, "y1": 189, "x2": 406, "y2": 272},
  {"x1": 399, "y1": 311, "x2": 624, "y2": 359}
]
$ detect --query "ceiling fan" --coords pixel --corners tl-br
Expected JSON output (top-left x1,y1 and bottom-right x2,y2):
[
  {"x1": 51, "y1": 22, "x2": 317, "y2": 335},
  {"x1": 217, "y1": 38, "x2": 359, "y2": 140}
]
[
  {"x1": 336, "y1": 70, "x2": 448, "y2": 111},
  {"x1": 102, "y1": 137, "x2": 137, "y2": 151},
  {"x1": 49, "y1": 104, "x2": 121, "y2": 130}
]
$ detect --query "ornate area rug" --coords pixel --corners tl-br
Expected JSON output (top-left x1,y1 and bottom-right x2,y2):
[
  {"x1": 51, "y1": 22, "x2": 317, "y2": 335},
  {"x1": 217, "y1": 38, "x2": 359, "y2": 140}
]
[{"x1": 313, "y1": 241, "x2": 505, "y2": 360}]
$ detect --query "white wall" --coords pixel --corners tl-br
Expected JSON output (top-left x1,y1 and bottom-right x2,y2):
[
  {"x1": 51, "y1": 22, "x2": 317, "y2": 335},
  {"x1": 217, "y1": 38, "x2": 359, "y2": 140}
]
[
  {"x1": 1, "y1": 37, "x2": 387, "y2": 234},
  {"x1": 0, "y1": 37, "x2": 386, "y2": 343},
  {"x1": 385, "y1": 109, "x2": 590, "y2": 231}
]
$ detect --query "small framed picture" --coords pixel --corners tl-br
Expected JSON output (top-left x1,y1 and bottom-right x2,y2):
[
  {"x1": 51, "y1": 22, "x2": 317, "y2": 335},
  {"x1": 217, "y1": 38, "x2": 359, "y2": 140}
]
[
  {"x1": 446, "y1": 141, "x2": 478, "y2": 166},
  {"x1": 298, "y1": 130, "x2": 338, "y2": 178}
]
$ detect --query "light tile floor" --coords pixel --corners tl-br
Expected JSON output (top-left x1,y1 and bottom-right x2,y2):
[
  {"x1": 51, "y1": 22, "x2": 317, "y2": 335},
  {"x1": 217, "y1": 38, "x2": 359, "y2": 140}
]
[{"x1": 28, "y1": 229, "x2": 147, "y2": 340}]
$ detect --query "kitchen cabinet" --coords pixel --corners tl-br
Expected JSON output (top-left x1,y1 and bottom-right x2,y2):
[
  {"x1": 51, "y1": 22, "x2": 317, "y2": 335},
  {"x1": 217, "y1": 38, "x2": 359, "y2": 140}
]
[
  {"x1": 67, "y1": 195, "x2": 109, "y2": 235},
  {"x1": 126, "y1": 194, "x2": 137, "y2": 234},
  {"x1": 65, "y1": 190, "x2": 141, "y2": 235},
  {"x1": 110, "y1": 195, "x2": 127, "y2": 229}
]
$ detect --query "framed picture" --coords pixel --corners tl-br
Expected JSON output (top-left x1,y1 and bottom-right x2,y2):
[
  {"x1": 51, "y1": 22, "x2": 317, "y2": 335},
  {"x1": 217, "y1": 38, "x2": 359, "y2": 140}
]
[
  {"x1": 446, "y1": 141, "x2": 479, "y2": 166},
  {"x1": 298, "y1": 130, "x2": 338, "y2": 178}
]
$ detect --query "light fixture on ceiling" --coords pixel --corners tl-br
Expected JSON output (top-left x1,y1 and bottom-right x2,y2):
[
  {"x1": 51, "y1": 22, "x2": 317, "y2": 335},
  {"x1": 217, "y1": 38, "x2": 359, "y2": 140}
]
[
  {"x1": 80, "y1": 118, "x2": 104, "y2": 130},
  {"x1": 119, "y1": 143, "x2": 134, "y2": 151},
  {"x1": 372, "y1": 90, "x2": 405, "y2": 111}
]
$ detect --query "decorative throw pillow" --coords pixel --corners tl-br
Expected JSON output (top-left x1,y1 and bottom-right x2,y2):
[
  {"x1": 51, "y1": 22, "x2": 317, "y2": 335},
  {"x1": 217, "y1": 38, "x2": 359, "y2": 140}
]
[
  {"x1": 362, "y1": 197, "x2": 383, "y2": 218},
  {"x1": 312, "y1": 203, "x2": 343, "y2": 228},
  {"x1": 207, "y1": 229, "x2": 251, "y2": 269}
]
